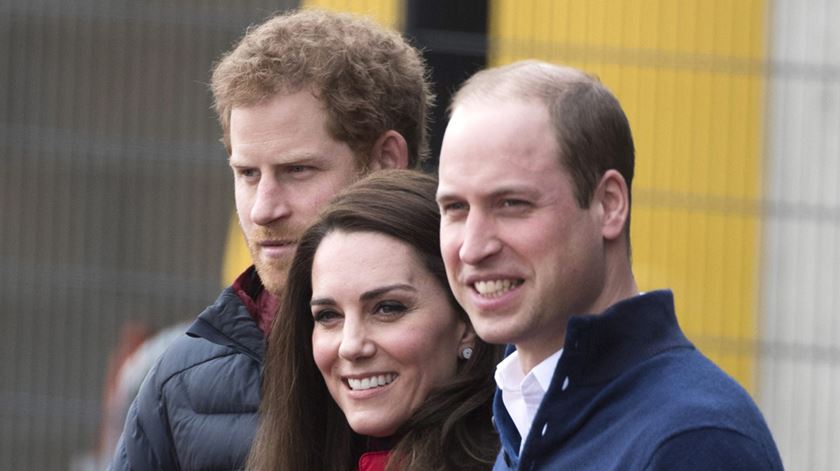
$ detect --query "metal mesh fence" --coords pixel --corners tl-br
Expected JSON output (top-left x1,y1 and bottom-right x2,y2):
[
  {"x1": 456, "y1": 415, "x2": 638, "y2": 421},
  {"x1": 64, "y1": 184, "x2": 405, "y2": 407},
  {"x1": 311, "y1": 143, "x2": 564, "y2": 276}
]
[{"x1": 0, "y1": 1, "x2": 297, "y2": 469}]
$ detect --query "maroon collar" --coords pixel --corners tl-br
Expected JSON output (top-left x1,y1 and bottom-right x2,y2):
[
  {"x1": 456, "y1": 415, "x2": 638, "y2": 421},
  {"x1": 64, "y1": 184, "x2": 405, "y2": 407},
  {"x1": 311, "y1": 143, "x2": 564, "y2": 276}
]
[{"x1": 231, "y1": 266, "x2": 279, "y2": 336}]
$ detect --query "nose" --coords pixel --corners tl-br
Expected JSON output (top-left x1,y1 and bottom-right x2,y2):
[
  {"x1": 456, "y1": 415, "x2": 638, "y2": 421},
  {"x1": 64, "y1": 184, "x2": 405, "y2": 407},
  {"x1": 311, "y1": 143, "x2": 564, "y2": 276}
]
[
  {"x1": 458, "y1": 211, "x2": 502, "y2": 265},
  {"x1": 250, "y1": 176, "x2": 292, "y2": 226},
  {"x1": 338, "y1": 317, "x2": 376, "y2": 361}
]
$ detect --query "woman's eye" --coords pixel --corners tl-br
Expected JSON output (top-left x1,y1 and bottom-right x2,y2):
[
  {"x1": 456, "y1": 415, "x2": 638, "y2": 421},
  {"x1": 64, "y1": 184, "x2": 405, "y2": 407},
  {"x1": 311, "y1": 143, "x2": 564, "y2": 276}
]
[
  {"x1": 440, "y1": 201, "x2": 467, "y2": 215},
  {"x1": 313, "y1": 309, "x2": 341, "y2": 324},
  {"x1": 375, "y1": 301, "x2": 408, "y2": 316}
]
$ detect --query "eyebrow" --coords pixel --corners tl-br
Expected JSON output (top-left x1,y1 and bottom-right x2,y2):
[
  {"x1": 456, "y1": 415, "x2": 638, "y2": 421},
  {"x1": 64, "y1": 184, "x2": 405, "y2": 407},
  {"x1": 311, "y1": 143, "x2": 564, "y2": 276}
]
[
  {"x1": 360, "y1": 283, "x2": 416, "y2": 301},
  {"x1": 310, "y1": 283, "x2": 417, "y2": 307},
  {"x1": 310, "y1": 297, "x2": 336, "y2": 307},
  {"x1": 437, "y1": 184, "x2": 539, "y2": 202},
  {"x1": 229, "y1": 152, "x2": 324, "y2": 167}
]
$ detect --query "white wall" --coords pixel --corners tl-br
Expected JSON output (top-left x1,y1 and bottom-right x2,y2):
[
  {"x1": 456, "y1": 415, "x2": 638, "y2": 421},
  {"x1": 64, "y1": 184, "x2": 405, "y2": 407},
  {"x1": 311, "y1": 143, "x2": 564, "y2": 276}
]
[{"x1": 760, "y1": 0, "x2": 840, "y2": 469}]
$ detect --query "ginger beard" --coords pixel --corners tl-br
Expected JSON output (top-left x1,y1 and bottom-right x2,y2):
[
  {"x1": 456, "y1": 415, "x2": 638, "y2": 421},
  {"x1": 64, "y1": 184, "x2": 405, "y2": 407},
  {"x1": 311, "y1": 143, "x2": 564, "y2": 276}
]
[{"x1": 244, "y1": 222, "x2": 308, "y2": 296}]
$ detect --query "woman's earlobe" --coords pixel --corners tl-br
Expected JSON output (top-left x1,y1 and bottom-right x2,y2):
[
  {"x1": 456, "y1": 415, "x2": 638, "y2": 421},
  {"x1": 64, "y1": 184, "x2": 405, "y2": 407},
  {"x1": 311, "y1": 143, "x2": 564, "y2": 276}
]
[{"x1": 458, "y1": 323, "x2": 478, "y2": 360}]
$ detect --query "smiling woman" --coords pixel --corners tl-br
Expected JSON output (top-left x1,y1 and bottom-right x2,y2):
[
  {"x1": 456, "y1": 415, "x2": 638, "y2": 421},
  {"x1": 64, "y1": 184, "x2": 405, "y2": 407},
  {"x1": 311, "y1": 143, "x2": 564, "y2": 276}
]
[
  {"x1": 311, "y1": 230, "x2": 470, "y2": 439},
  {"x1": 247, "y1": 170, "x2": 501, "y2": 471}
]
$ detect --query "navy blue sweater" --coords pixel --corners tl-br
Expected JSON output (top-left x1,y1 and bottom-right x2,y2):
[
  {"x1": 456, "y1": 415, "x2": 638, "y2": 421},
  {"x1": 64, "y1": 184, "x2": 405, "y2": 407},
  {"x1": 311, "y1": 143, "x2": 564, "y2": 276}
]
[{"x1": 493, "y1": 290, "x2": 783, "y2": 470}]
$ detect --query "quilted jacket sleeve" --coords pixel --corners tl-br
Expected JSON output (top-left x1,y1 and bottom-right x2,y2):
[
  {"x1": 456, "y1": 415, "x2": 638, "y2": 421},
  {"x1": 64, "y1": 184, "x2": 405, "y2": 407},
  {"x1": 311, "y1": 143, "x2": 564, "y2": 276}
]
[{"x1": 108, "y1": 360, "x2": 178, "y2": 471}]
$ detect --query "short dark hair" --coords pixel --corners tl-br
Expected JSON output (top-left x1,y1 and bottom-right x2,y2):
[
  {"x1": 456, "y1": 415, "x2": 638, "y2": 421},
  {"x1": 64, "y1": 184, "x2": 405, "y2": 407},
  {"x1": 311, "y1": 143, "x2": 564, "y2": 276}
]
[
  {"x1": 211, "y1": 9, "x2": 434, "y2": 169},
  {"x1": 248, "y1": 170, "x2": 500, "y2": 471}
]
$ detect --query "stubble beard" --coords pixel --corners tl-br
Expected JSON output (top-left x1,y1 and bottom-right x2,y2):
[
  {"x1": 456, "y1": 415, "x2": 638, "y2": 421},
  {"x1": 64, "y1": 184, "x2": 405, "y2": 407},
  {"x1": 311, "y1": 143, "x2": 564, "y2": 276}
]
[
  {"x1": 251, "y1": 248, "x2": 290, "y2": 297},
  {"x1": 244, "y1": 224, "x2": 306, "y2": 297}
]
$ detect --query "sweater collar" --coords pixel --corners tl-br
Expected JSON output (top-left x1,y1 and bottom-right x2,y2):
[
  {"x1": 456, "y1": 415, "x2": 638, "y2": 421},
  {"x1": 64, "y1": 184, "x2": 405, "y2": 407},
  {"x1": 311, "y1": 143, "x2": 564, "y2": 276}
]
[
  {"x1": 491, "y1": 290, "x2": 693, "y2": 462},
  {"x1": 559, "y1": 290, "x2": 692, "y2": 386}
]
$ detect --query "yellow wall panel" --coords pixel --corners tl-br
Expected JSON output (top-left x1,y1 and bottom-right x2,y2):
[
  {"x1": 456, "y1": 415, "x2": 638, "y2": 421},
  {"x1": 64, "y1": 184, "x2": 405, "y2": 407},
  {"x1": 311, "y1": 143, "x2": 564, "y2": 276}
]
[
  {"x1": 490, "y1": 0, "x2": 766, "y2": 391},
  {"x1": 493, "y1": 0, "x2": 764, "y2": 60},
  {"x1": 222, "y1": 212, "x2": 250, "y2": 286},
  {"x1": 632, "y1": 204, "x2": 760, "y2": 387},
  {"x1": 302, "y1": 0, "x2": 402, "y2": 29}
]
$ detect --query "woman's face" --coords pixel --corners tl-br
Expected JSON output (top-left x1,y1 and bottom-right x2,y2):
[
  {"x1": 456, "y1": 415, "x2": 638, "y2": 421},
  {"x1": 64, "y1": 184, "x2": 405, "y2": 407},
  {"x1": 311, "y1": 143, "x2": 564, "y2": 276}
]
[{"x1": 310, "y1": 230, "x2": 471, "y2": 437}]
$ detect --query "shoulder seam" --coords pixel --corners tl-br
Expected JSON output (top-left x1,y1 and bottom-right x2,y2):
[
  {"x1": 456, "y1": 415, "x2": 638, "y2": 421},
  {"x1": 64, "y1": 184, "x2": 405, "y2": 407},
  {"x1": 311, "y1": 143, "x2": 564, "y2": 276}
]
[{"x1": 158, "y1": 348, "x2": 245, "y2": 390}]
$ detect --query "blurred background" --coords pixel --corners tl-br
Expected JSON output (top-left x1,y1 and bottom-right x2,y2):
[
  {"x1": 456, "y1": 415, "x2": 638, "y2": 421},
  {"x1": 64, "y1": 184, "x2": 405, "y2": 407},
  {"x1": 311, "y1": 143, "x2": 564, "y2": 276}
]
[{"x1": 1, "y1": 0, "x2": 837, "y2": 469}]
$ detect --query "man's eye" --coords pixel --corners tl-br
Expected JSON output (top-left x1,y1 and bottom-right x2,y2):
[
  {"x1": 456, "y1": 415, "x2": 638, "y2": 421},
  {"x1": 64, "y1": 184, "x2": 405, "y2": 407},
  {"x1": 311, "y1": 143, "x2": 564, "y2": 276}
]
[
  {"x1": 236, "y1": 168, "x2": 259, "y2": 179},
  {"x1": 501, "y1": 199, "x2": 529, "y2": 208},
  {"x1": 288, "y1": 165, "x2": 313, "y2": 174}
]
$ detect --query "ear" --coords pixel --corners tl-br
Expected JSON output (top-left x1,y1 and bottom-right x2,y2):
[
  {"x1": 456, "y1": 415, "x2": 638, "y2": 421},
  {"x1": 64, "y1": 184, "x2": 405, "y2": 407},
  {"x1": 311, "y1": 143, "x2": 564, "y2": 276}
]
[
  {"x1": 368, "y1": 130, "x2": 409, "y2": 170},
  {"x1": 595, "y1": 169, "x2": 630, "y2": 241}
]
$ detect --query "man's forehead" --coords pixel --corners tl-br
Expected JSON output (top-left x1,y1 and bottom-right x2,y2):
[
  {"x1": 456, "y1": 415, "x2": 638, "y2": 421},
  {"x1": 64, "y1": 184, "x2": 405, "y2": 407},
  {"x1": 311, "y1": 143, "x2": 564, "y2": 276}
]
[
  {"x1": 438, "y1": 146, "x2": 560, "y2": 185},
  {"x1": 444, "y1": 155, "x2": 574, "y2": 196},
  {"x1": 437, "y1": 154, "x2": 568, "y2": 202}
]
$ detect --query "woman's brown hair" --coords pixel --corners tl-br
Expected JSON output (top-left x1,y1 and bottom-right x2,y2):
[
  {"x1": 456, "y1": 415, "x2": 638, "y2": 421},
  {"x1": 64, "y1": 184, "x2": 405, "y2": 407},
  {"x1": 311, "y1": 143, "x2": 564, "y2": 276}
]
[{"x1": 247, "y1": 170, "x2": 500, "y2": 471}]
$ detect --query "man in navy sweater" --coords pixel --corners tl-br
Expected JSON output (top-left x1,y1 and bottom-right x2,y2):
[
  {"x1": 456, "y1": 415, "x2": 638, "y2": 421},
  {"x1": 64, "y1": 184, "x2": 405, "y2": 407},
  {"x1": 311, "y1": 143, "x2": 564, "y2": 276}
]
[{"x1": 436, "y1": 60, "x2": 783, "y2": 470}]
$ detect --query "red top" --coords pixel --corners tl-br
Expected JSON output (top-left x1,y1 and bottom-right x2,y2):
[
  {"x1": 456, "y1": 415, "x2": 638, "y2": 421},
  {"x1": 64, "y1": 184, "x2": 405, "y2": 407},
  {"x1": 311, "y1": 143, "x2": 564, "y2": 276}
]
[{"x1": 357, "y1": 451, "x2": 390, "y2": 471}]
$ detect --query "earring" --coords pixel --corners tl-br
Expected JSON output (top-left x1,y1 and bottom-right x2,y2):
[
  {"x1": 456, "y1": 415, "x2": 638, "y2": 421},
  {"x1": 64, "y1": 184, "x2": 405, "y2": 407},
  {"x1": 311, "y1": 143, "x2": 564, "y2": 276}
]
[{"x1": 459, "y1": 346, "x2": 474, "y2": 360}]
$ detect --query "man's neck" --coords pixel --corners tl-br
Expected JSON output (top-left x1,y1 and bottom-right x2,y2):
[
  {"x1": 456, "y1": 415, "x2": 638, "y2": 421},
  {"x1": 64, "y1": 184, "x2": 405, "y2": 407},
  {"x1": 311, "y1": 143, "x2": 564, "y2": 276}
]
[
  {"x1": 515, "y1": 279, "x2": 640, "y2": 374},
  {"x1": 516, "y1": 341, "x2": 564, "y2": 375}
]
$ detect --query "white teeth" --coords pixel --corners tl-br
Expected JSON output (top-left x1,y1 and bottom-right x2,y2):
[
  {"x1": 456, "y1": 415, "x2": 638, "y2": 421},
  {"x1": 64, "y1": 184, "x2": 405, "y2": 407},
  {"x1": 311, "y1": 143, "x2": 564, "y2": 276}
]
[
  {"x1": 474, "y1": 279, "x2": 519, "y2": 297},
  {"x1": 347, "y1": 373, "x2": 397, "y2": 391}
]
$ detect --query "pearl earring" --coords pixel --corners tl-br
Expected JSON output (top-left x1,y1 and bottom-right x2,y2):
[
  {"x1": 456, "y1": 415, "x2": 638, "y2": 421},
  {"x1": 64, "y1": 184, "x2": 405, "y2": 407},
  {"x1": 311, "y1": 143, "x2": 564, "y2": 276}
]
[{"x1": 460, "y1": 346, "x2": 474, "y2": 360}]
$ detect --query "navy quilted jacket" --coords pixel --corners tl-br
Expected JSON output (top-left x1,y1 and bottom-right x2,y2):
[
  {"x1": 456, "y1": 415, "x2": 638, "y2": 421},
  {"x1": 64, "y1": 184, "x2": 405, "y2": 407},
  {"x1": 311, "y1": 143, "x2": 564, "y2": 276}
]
[{"x1": 109, "y1": 270, "x2": 266, "y2": 470}]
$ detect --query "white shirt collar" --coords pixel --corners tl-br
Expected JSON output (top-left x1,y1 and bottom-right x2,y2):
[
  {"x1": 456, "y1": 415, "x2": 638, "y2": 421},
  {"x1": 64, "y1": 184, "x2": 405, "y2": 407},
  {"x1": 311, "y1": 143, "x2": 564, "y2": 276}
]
[
  {"x1": 530, "y1": 349, "x2": 563, "y2": 392},
  {"x1": 494, "y1": 348, "x2": 563, "y2": 451}
]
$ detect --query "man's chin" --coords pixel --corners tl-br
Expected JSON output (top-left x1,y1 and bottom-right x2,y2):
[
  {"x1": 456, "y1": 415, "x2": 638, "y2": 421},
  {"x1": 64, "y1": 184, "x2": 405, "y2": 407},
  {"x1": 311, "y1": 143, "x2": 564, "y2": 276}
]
[{"x1": 253, "y1": 261, "x2": 289, "y2": 296}]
